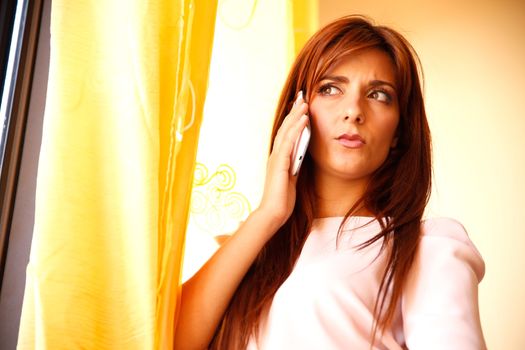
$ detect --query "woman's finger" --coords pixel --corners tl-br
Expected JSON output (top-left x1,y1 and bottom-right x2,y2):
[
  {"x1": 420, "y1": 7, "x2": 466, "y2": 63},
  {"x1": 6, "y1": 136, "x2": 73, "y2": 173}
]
[
  {"x1": 272, "y1": 114, "x2": 309, "y2": 171},
  {"x1": 274, "y1": 92, "x2": 305, "y2": 145},
  {"x1": 273, "y1": 98, "x2": 308, "y2": 151},
  {"x1": 278, "y1": 114, "x2": 309, "y2": 158}
]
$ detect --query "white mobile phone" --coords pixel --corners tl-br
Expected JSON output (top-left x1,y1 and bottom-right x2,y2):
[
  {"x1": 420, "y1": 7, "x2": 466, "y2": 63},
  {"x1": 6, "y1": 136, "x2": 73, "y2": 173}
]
[{"x1": 291, "y1": 123, "x2": 311, "y2": 176}]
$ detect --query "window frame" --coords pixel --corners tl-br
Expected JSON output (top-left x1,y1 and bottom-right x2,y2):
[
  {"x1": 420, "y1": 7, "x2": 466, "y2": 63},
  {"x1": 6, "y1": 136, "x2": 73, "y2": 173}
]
[{"x1": 0, "y1": 0, "x2": 44, "y2": 290}]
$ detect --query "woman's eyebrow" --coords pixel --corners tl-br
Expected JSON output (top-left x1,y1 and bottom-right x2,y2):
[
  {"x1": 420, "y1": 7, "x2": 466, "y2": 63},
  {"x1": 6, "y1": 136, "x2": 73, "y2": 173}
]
[
  {"x1": 369, "y1": 79, "x2": 396, "y2": 90},
  {"x1": 318, "y1": 75, "x2": 349, "y2": 84},
  {"x1": 319, "y1": 76, "x2": 396, "y2": 90}
]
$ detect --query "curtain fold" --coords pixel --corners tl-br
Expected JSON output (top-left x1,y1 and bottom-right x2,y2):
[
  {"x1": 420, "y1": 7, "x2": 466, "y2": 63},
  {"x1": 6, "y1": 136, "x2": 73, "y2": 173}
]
[
  {"x1": 17, "y1": 1, "x2": 217, "y2": 349},
  {"x1": 292, "y1": 0, "x2": 319, "y2": 54}
]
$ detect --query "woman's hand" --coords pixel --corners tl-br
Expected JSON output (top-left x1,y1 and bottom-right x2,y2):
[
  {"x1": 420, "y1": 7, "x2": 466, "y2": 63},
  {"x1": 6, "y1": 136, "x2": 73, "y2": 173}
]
[{"x1": 257, "y1": 91, "x2": 310, "y2": 230}]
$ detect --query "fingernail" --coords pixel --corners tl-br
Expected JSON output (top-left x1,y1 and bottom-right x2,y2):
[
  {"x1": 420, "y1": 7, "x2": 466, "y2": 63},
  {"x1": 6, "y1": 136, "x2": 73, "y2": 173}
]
[{"x1": 293, "y1": 91, "x2": 303, "y2": 107}]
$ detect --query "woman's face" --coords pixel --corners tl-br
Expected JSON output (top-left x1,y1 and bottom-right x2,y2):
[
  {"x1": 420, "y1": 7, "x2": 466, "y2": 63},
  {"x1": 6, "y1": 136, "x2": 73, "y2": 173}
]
[{"x1": 308, "y1": 48, "x2": 400, "y2": 182}]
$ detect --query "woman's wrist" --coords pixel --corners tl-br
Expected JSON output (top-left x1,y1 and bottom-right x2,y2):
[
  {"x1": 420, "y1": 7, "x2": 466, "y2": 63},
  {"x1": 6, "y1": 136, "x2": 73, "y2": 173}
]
[{"x1": 249, "y1": 207, "x2": 286, "y2": 238}]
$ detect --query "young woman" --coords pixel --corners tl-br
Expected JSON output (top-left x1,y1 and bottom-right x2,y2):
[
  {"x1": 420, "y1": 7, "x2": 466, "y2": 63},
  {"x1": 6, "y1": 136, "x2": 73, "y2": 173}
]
[{"x1": 174, "y1": 15, "x2": 486, "y2": 350}]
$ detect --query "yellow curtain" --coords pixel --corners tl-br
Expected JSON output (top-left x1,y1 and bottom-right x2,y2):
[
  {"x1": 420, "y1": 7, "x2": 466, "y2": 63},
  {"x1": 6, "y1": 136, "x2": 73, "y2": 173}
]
[
  {"x1": 293, "y1": 0, "x2": 319, "y2": 54},
  {"x1": 182, "y1": 1, "x2": 318, "y2": 281},
  {"x1": 17, "y1": 1, "x2": 217, "y2": 349}
]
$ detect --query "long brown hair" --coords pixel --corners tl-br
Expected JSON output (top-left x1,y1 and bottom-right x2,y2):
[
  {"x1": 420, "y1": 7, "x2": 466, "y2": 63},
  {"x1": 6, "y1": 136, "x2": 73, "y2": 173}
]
[{"x1": 210, "y1": 15, "x2": 431, "y2": 349}]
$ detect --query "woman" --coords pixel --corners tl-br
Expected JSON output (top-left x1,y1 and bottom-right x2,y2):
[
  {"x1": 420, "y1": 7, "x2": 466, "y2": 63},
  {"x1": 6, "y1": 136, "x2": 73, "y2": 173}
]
[{"x1": 174, "y1": 15, "x2": 486, "y2": 350}]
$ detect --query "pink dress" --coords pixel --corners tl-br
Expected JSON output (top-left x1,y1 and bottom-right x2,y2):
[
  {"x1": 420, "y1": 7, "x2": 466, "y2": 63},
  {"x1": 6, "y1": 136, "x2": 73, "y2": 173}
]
[{"x1": 247, "y1": 216, "x2": 487, "y2": 349}]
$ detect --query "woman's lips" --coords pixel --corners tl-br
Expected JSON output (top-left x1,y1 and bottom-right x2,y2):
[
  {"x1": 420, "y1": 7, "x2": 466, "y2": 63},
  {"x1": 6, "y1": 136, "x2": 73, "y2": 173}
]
[{"x1": 337, "y1": 133, "x2": 365, "y2": 148}]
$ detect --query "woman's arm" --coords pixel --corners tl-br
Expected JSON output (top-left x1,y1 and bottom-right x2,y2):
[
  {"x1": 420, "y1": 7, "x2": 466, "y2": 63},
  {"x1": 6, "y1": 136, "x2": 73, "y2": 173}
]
[
  {"x1": 402, "y1": 218, "x2": 487, "y2": 350},
  {"x1": 174, "y1": 94, "x2": 310, "y2": 350},
  {"x1": 174, "y1": 209, "x2": 279, "y2": 350}
]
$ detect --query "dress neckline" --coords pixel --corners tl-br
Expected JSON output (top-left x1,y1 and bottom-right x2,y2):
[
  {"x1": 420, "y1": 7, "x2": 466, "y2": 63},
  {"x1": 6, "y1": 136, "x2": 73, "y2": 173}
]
[{"x1": 311, "y1": 216, "x2": 382, "y2": 233}]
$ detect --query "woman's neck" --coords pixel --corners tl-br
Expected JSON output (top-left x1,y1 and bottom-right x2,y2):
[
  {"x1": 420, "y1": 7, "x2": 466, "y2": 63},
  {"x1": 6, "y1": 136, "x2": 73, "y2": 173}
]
[{"x1": 313, "y1": 172, "x2": 371, "y2": 218}]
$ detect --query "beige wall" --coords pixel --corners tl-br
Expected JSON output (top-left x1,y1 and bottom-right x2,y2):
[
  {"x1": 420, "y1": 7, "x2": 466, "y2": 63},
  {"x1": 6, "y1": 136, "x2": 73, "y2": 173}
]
[{"x1": 319, "y1": 1, "x2": 525, "y2": 349}]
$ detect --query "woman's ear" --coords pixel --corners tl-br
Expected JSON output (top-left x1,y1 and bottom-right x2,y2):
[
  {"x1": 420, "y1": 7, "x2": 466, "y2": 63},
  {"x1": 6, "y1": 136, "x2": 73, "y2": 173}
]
[
  {"x1": 391, "y1": 124, "x2": 400, "y2": 148},
  {"x1": 390, "y1": 136, "x2": 399, "y2": 148}
]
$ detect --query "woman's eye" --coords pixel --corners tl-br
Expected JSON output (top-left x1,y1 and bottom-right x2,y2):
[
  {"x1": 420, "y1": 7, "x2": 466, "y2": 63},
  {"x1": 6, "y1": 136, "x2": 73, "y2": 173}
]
[
  {"x1": 318, "y1": 84, "x2": 340, "y2": 96},
  {"x1": 368, "y1": 90, "x2": 392, "y2": 103}
]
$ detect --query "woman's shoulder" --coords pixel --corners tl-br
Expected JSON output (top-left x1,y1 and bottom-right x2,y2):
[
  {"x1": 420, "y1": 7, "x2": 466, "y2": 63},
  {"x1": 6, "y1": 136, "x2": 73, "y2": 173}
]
[
  {"x1": 402, "y1": 217, "x2": 487, "y2": 348},
  {"x1": 421, "y1": 217, "x2": 471, "y2": 241},
  {"x1": 417, "y1": 217, "x2": 485, "y2": 280}
]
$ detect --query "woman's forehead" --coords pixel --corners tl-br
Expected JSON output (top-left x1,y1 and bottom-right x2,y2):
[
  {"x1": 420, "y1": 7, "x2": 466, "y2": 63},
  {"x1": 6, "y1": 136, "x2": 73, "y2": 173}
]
[{"x1": 318, "y1": 49, "x2": 397, "y2": 84}]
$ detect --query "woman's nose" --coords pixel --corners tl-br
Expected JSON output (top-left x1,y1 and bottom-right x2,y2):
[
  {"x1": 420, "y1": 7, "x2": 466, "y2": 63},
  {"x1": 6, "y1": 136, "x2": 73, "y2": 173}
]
[{"x1": 342, "y1": 96, "x2": 365, "y2": 124}]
